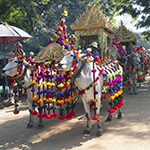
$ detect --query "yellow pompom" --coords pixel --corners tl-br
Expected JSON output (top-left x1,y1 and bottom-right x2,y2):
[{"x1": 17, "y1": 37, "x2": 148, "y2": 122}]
[
  {"x1": 93, "y1": 98, "x2": 98, "y2": 103},
  {"x1": 37, "y1": 84, "x2": 41, "y2": 87},
  {"x1": 58, "y1": 83, "x2": 64, "y2": 88},
  {"x1": 43, "y1": 97, "x2": 46, "y2": 101},
  {"x1": 47, "y1": 82, "x2": 51, "y2": 86},
  {"x1": 65, "y1": 39, "x2": 68, "y2": 43},
  {"x1": 14, "y1": 83, "x2": 18, "y2": 86},
  {"x1": 30, "y1": 52, "x2": 34, "y2": 56},
  {"x1": 14, "y1": 97, "x2": 18, "y2": 100},
  {"x1": 64, "y1": 10, "x2": 68, "y2": 16}
]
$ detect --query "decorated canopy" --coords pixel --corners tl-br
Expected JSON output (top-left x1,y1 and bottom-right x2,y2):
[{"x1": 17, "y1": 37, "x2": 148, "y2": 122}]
[
  {"x1": 115, "y1": 21, "x2": 136, "y2": 44},
  {"x1": 115, "y1": 21, "x2": 136, "y2": 54},
  {"x1": 71, "y1": 5, "x2": 115, "y2": 59}
]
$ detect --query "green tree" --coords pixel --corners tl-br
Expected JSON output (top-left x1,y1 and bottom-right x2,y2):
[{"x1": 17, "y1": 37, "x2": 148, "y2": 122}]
[{"x1": 131, "y1": 0, "x2": 150, "y2": 40}]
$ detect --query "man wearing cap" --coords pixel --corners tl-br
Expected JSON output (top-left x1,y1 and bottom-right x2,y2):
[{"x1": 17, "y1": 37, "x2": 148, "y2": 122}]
[{"x1": 82, "y1": 41, "x2": 100, "y2": 58}]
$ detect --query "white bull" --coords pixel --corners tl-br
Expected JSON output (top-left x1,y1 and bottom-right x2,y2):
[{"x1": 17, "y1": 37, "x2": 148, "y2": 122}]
[
  {"x1": 1, "y1": 57, "x2": 45, "y2": 128},
  {"x1": 58, "y1": 51, "x2": 123, "y2": 136}
]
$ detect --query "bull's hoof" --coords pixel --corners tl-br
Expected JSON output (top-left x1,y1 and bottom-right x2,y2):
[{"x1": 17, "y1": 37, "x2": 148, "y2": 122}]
[
  {"x1": 83, "y1": 129, "x2": 91, "y2": 134},
  {"x1": 130, "y1": 92, "x2": 133, "y2": 95},
  {"x1": 38, "y1": 124, "x2": 44, "y2": 129},
  {"x1": 96, "y1": 130, "x2": 103, "y2": 136},
  {"x1": 134, "y1": 92, "x2": 138, "y2": 95},
  {"x1": 106, "y1": 115, "x2": 112, "y2": 122},
  {"x1": 26, "y1": 123, "x2": 33, "y2": 129},
  {"x1": 106, "y1": 117, "x2": 112, "y2": 122},
  {"x1": 117, "y1": 112, "x2": 122, "y2": 119}
]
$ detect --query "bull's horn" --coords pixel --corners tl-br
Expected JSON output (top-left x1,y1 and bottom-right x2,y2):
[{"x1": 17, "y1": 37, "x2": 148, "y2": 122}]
[
  {"x1": 80, "y1": 54, "x2": 87, "y2": 58},
  {"x1": 20, "y1": 49, "x2": 25, "y2": 56}
]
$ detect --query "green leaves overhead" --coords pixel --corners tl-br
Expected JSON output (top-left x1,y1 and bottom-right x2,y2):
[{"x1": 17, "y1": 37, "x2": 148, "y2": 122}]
[{"x1": 0, "y1": 0, "x2": 148, "y2": 49}]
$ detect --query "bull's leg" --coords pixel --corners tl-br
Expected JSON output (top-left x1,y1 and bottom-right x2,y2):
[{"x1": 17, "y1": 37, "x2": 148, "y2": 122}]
[
  {"x1": 27, "y1": 109, "x2": 34, "y2": 128},
  {"x1": 96, "y1": 100, "x2": 102, "y2": 136},
  {"x1": 82, "y1": 101, "x2": 91, "y2": 134},
  {"x1": 139, "y1": 82, "x2": 141, "y2": 87},
  {"x1": 134, "y1": 84, "x2": 138, "y2": 94},
  {"x1": 97, "y1": 119, "x2": 103, "y2": 136},
  {"x1": 27, "y1": 101, "x2": 34, "y2": 128},
  {"x1": 117, "y1": 109, "x2": 122, "y2": 119},
  {"x1": 106, "y1": 113, "x2": 112, "y2": 122},
  {"x1": 134, "y1": 75, "x2": 138, "y2": 94},
  {"x1": 129, "y1": 76, "x2": 134, "y2": 94},
  {"x1": 38, "y1": 110, "x2": 44, "y2": 129},
  {"x1": 143, "y1": 74, "x2": 145, "y2": 81},
  {"x1": 130, "y1": 83, "x2": 133, "y2": 94},
  {"x1": 83, "y1": 113, "x2": 91, "y2": 134},
  {"x1": 38, "y1": 118, "x2": 44, "y2": 129}
]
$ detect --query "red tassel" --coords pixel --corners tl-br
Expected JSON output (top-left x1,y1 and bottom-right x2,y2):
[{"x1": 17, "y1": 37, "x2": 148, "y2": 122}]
[
  {"x1": 64, "y1": 82, "x2": 68, "y2": 87},
  {"x1": 69, "y1": 112, "x2": 76, "y2": 117},
  {"x1": 90, "y1": 102, "x2": 95, "y2": 110},
  {"x1": 46, "y1": 114, "x2": 52, "y2": 119},
  {"x1": 31, "y1": 110, "x2": 38, "y2": 116},
  {"x1": 127, "y1": 83, "x2": 131, "y2": 86},
  {"x1": 37, "y1": 114, "x2": 43, "y2": 118},
  {"x1": 58, "y1": 115, "x2": 65, "y2": 120},
  {"x1": 74, "y1": 65, "x2": 78, "y2": 69},
  {"x1": 13, "y1": 110, "x2": 19, "y2": 114},
  {"x1": 56, "y1": 103, "x2": 61, "y2": 106},
  {"x1": 72, "y1": 61, "x2": 76, "y2": 65},
  {"x1": 108, "y1": 109, "x2": 115, "y2": 113},
  {"x1": 47, "y1": 42, "x2": 51, "y2": 45},
  {"x1": 43, "y1": 113, "x2": 48, "y2": 118},
  {"x1": 11, "y1": 82, "x2": 14, "y2": 87},
  {"x1": 65, "y1": 114, "x2": 72, "y2": 119},
  {"x1": 50, "y1": 113, "x2": 58, "y2": 118},
  {"x1": 113, "y1": 105, "x2": 118, "y2": 110},
  {"x1": 92, "y1": 115, "x2": 100, "y2": 120},
  {"x1": 120, "y1": 98, "x2": 124, "y2": 102}
]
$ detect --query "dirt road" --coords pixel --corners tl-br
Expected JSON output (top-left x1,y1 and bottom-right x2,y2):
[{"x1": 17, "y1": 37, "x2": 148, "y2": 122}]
[{"x1": 0, "y1": 76, "x2": 150, "y2": 150}]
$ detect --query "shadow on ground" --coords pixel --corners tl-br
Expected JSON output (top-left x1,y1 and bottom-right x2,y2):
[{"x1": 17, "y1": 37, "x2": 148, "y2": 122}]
[{"x1": 0, "y1": 76, "x2": 150, "y2": 150}]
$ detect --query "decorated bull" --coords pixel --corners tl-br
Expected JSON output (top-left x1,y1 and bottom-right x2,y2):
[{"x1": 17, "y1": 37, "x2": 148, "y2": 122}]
[
  {"x1": 124, "y1": 52, "x2": 141, "y2": 94},
  {"x1": 1, "y1": 42, "x2": 61, "y2": 128},
  {"x1": 58, "y1": 48, "x2": 124, "y2": 136},
  {"x1": 113, "y1": 36, "x2": 142, "y2": 94},
  {"x1": 1, "y1": 10, "x2": 80, "y2": 129}
]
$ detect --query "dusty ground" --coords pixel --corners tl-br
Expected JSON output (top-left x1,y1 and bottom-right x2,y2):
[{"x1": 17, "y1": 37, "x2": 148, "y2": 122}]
[{"x1": 0, "y1": 76, "x2": 150, "y2": 150}]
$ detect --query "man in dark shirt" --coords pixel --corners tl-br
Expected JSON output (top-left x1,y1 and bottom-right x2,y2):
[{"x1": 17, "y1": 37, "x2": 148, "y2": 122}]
[{"x1": 82, "y1": 41, "x2": 100, "y2": 58}]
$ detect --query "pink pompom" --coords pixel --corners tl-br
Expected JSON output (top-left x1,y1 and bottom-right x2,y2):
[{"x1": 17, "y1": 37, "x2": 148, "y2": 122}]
[
  {"x1": 91, "y1": 69, "x2": 97, "y2": 73},
  {"x1": 100, "y1": 69, "x2": 104, "y2": 73},
  {"x1": 86, "y1": 52, "x2": 92, "y2": 57},
  {"x1": 96, "y1": 76, "x2": 99, "y2": 80},
  {"x1": 94, "y1": 56, "x2": 101, "y2": 63},
  {"x1": 108, "y1": 82, "x2": 114, "y2": 86},
  {"x1": 27, "y1": 57, "x2": 33, "y2": 62}
]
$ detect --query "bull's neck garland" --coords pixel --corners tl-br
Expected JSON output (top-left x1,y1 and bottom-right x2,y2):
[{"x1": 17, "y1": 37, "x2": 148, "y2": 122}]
[
  {"x1": 10, "y1": 44, "x2": 26, "y2": 114},
  {"x1": 29, "y1": 58, "x2": 77, "y2": 120}
]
